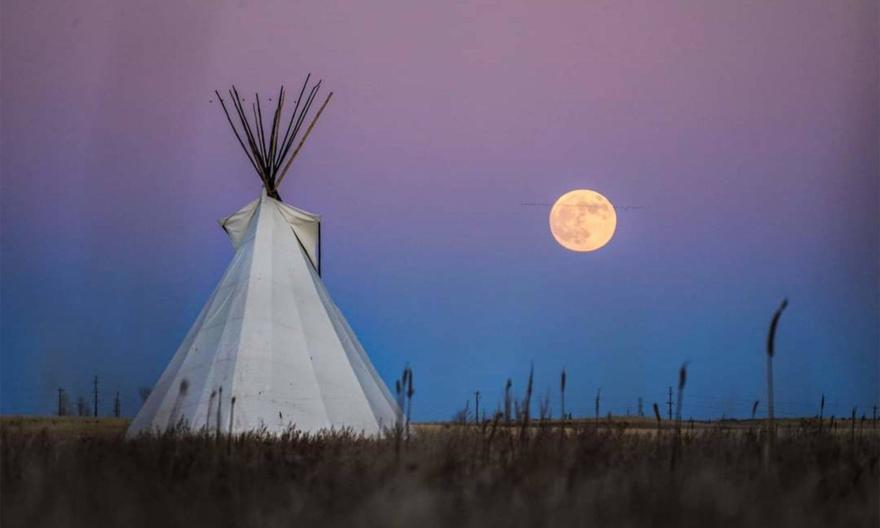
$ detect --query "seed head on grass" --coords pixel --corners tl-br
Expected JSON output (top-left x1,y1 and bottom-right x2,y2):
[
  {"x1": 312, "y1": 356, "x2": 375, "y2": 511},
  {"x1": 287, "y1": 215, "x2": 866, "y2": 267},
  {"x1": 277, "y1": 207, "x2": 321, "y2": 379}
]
[{"x1": 675, "y1": 362, "x2": 689, "y2": 425}]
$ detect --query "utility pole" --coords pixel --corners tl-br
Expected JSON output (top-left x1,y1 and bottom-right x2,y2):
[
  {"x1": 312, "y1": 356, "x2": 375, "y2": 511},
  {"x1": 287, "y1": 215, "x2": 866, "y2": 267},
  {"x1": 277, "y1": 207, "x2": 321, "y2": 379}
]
[
  {"x1": 667, "y1": 386, "x2": 673, "y2": 421},
  {"x1": 57, "y1": 388, "x2": 64, "y2": 416},
  {"x1": 638, "y1": 397, "x2": 644, "y2": 417},
  {"x1": 114, "y1": 391, "x2": 121, "y2": 418},
  {"x1": 873, "y1": 404, "x2": 877, "y2": 429},
  {"x1": 594, "y1": 388, "x2": 601, "y2": 425},
  {"x1": 93, "y1": 375, "x2": 99, "y2": 417}
]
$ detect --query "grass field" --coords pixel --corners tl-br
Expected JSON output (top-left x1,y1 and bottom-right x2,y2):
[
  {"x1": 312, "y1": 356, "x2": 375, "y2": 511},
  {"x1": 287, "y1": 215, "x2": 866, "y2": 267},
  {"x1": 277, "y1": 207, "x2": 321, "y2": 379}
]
[{"x1": 1, "y1": 416, "x2": 878, "y2": 527}]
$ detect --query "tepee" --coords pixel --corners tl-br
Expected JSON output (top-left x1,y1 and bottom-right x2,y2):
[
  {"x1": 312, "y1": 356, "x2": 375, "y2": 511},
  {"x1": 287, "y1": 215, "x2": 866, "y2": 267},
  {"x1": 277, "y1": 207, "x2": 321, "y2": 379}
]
[{"x1": 128, "y1": 78, "x2": 399, "y2": 436}]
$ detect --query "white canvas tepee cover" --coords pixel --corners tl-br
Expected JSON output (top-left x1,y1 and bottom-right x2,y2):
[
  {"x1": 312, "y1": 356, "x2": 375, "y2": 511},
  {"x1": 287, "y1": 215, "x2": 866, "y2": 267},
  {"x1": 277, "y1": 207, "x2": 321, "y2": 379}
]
[{"x1": 128, "y1": 191, "x2": 399, "y2": 436}]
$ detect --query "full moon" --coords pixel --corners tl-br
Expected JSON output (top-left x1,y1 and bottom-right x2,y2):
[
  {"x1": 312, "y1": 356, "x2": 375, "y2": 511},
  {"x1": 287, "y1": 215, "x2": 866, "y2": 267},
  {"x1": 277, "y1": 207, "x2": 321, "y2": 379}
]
[{"x1": 549, "y1": 189, "x2": 617, "y2": 252}]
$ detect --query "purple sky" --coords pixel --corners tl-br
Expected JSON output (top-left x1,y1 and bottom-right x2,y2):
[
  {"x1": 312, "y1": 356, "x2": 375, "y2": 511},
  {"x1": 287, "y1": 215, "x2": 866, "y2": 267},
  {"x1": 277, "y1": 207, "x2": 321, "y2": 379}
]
[{"x1": 2, "y1": 0, "x2": 878, "y2": 420}]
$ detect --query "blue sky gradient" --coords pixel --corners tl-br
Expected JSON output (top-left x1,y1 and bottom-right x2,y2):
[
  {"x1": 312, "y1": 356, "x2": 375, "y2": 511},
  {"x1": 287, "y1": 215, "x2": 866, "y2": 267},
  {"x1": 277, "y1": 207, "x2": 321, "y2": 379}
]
[{"x1": 2, "y1": 0, "x2": 877, "y2": 420}]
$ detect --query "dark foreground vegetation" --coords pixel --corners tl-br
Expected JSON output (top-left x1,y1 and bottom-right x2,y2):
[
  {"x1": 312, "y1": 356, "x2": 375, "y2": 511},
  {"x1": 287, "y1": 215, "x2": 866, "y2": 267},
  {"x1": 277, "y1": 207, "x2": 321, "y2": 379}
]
[{"x1": 1, "y1": 417, "x2": 877, "y2": 528}]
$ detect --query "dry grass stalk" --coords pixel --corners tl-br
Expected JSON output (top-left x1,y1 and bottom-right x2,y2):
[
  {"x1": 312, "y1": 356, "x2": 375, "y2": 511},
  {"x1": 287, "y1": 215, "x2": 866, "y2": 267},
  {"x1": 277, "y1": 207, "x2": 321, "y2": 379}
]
[
  {"x1": 671, "y1": 362, "x2": 688, "y2": 470},
  {"x1": 405, "y1": 368, "x2": 414, "y2": 439},
  {"x1": 519, "y1": 363, "x2": 534, "y2": 442},
  {"x1": 653, "y1": 403, "x2": 662, "y2": 435},
  {"x1": 560, "y1": 368, "x2": 567, "y2": 421},
  {"x1": 4, "y1": 416, "x2": 877, "y2": 527},
  {"x1": 764, "y1": 298, "x2": 788, "y2": 469},
  {"x1": 503, "y1": 379, "x2": 512, "y2": 423},
  {"x1": 474, "y1": 390, "x2": 481, "y2": 424},
  {"x1": 216, "y1": 386, "x2": 223, "y2": 440}
]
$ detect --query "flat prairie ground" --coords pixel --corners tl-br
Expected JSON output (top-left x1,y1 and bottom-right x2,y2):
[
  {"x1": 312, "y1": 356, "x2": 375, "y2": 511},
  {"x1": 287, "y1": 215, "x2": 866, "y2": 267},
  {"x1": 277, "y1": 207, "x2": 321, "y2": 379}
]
[{"x1": 1, "y1": 416, "x2": 877, "y2": 527}]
